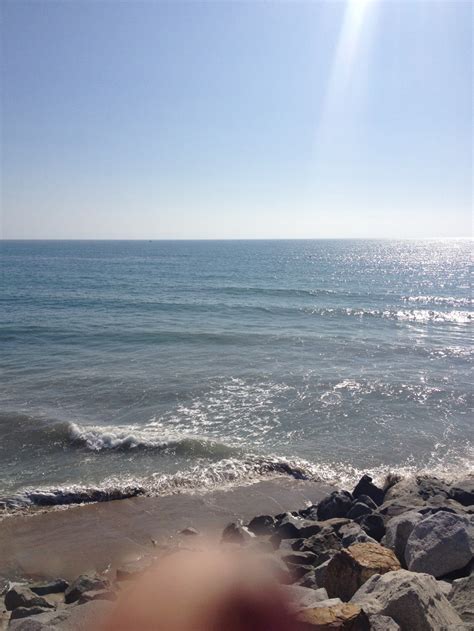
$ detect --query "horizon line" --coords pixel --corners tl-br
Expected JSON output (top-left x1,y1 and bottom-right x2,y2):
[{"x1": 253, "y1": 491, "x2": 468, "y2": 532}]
[{"x1": 0, "y1": 237, "x2": 471, "y2": 242}]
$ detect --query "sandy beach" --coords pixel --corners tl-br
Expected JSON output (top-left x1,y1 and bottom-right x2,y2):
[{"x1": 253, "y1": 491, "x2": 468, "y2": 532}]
[{"x1": 0, "y1": 478, "x2": 333, "y2": 582}]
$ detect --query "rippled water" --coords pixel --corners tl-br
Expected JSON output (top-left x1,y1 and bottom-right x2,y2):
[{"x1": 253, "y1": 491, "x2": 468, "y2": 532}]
[{"x1": 0, "y1": 239, "x2": 472, "y2": 507}]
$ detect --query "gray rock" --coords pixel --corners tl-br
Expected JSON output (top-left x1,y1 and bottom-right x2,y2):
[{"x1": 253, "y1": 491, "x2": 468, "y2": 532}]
[
  {"x1": 276, "y1": 514, "x2": 304, "y2": 539},
  {"x1": 281, "y1": 551, "x2": 318, "y2": 567},
  {"x1": 10, "y1": 607, "x2": 53, "y2": 621},
  {"x1": 317, "y1": 490, "x2": 353, "y2": 521},
  {"x1": 221, "y1": 522, "x2": 255, "y2": 544},
  {"x1": 351, "y1": 569, "x2": 464, "y2": 630},
  {"x1": 247, "y1": 515, "x2": 275, "y2": 536},
  {"x1": 30, "y1": 580, "x2": 69, "y2": 596},
  {"x1": 369, "y1": 614, "x2": 400, "y2": 630},
  {"x1": 314, "y1": 559, "x2": 331, "y2": 588},
  {"x1": 282, "y1": 585, "x2": 329, "y2": 609},
  {"x1": 340, "y1": 522, "x2": 377, "y2": 548},
  {"x1": 358, "y1": 513, "x2": 385, "y2": 542},
  {"x1": 449, "y1": 477, "x2": 474, "y2": 507},
  {"x1": 378, "y1": 498, "x2": 426, "y2": 519},
  {"x1": 449, "y1": 574, "x2": 474, "y2": 624},
  {"x1": 405, "y1": 511, "x2": 474, "y2": 577},
  {"x1": 347, "y1": 502, "x2": 373, "y2": 520},
  {"x1": 64, "y1": 575, "x2": 110, "y2": 604},
  {"x1": 436, "y1": 580, "x2": 452, "y2": 597},
  {"x1": 353, "y1": 475, "x2": 385, "y2": 506},
  {"x1": 382, "y1": 510, "x2": 423, "y2": 565},
  {"x1": 299, "y1": 530, "x2": 342, "y2": 565},
  {"x1": 5, "y1": 586, "x2": 54, "y2": 611}
]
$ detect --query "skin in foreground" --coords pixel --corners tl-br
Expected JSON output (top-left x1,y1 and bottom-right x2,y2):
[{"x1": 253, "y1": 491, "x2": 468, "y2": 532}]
[{"x1": 99, "y1": 549, "x2": 301, "y2": 631}]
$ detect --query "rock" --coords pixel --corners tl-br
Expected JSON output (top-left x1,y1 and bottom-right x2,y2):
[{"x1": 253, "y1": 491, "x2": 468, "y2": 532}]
[
  {"x1": 356, "y1": 495, "x2": 378, "y2": 511},
  {"x1": 276, "y1": 514, "x2": 305, "y2": 539},
  {"x1": 325, "y1": 543, "x2": 401, "y2": 601},
  {"x1": 353, "y1": 475, "x2": 385, "y2": 506},
  {"x1": 299, "y1": 530, "x2": 342, "y2": 566},
  {"x1": 339, "y1": 523, "x2": 376, "y2": 548},
  {"x1": 314, "y1": 559, "x2": 331, "y2": 588},
  {"x1": 347, "y1": 503, "x2": 373, "y2": 520},
  {"x1": 448, "y1": 574, "x2": 474, "y2": 624},
  {"x1": 30, "y1": 579, "x2": 69, "y2": 596},
  {"x1": 378, "y1": 498, "x2": 425, "y2": 519},
  {"x1": 319, "y1": 518, "x2": 352, "y2": 533},
  {"x1": 283, "y1": 585, "x2": 329, "y2": 609},
  {"x1": 9, "y1": 607, "x2": 53, "y2": 621},
  {"x1": 77, "y1": 589, "x2": 117, "y2": 604},
  {"x1": 368, "y1": 614, "x2": 400, "y2": 630},
  {"x1": 179, "y1": 527, "x2": 199, "y2": 536},
  {"x1": 405, "y1": 511, "x2": 474, "y2": 577},
  {"x1": 351, "y1": 569, "x2": 464, "y2": 631},
  {"x1": 317, "y1": 491, "x2": 353, "y2": 521},
  {"x1": 5, "y1": 586, "x2": 54, "y2": 611},
  {"x1": 299, "y1": 505, "x2": 319, "y2": 521},
  {"x1": 64, "y1": 574, "x2": 110, "y2": 604},
  {"x1": 436, "y1": 580, "x2": 452, "y2": 597},
  {"x1": 299, "y1": 522, "x2": 326, "y2": 539},
  {"x1": 247, "y1": 515, "x2": 275, "y2": 536},
  {"x1": 449, "y1": 477, "x2": 474, "y2": 507},
  {"x1": 297, "y1": 602, "x2": 370, "y2": 630},
  {"x1": 282, "y1": 551, "x2": 319, "y2": 567},
  {"x1": 221, "y1": 522, "x2": 255, "y2": 544},
  {"x1": 358, "y1": 514, "x2": 385, "y2": 542},
  {"x1": 382, "y1": 510, "x2": 423, "y2": 565}
]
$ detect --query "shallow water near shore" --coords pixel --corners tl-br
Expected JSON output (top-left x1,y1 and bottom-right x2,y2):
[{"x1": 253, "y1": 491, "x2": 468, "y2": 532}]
[{"x1": 0, "y1": 239, "x2": 472, "y2": 509}]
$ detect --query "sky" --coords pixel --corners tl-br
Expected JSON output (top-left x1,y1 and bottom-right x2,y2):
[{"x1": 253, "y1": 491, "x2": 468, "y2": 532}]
[{"x1": 1, "y1": 0, "x2": 472, "y2": 239}]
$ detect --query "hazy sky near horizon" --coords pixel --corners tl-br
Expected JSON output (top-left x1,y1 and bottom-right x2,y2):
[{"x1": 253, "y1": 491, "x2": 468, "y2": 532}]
[{"x1": 1, "y1": 0, "x2": 472, "y2": 239}]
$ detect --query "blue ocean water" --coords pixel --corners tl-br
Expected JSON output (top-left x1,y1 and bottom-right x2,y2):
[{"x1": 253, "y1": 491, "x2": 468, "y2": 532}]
[{"x1": 0, "y1": 239, "x2": 472, "y2": 508}]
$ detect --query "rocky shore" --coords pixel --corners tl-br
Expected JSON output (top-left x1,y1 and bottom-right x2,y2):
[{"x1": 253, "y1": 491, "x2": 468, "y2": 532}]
[{"x1": 1, "y1": 473, "x2": 473, "y2": 630}]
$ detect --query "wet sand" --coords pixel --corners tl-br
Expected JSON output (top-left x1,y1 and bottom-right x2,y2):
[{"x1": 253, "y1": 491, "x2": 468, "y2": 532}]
[{"x1": 0, "y1": 478, "x2": 333, "y2": 581}]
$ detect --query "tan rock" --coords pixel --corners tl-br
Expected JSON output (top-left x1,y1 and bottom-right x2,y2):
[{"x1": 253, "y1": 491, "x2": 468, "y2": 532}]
[
  {"x1": 325, "y1": 542, "x2": 401, "y2": 601},
  {"x1": 297, "y1": 603, "x2": 370, "y2": 630}
]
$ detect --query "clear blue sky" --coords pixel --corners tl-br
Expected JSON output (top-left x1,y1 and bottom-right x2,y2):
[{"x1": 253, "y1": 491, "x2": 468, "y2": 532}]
[{"x1": 1, "y1": 0, "x2": 472, "y2": 239}]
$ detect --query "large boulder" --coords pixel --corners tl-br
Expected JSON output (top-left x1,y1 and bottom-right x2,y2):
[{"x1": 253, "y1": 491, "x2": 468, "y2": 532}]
[
  {"x1": 382, "y1": 510, "x2": 424, "y2": 565},
  {"x1": 351, "y1": 569, "x2": 464, "y2": 631},
  {"x1": 64, "y1": 574, "x2": 110, "y2": 604},
  {"x1": 448, "y1": 574, "x2": 474, "y2": 625},
  {"x1": 325, "y1": 542, "x2": 400, "y2": 601},
  {"x1": 317, "y1": 491, "x2": 353, "y2": 521},
  {"x1": 352, "y1": 475, "x2": 385, "y2": 507},
  {"x1": 4, "y1": 586, "x2": 54, "y2": 611},
  {"x1": 405, "y1": 511, "x2": 474, "y2": 577},
  {"x1": 297, "y1": 603, "x2": 370, "y2": 630}
]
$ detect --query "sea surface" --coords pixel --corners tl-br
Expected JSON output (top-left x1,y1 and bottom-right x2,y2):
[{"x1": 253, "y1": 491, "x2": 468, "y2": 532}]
[{"x1": 0, "y1": 239, "x2": 472, "y2": 510}]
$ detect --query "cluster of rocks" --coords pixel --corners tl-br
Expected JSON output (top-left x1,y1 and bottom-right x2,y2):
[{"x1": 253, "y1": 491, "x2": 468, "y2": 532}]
[
  {"x1": 1, "y1": 473, "x2": 472, "y2": 630},
  {"x1": 222, "y1": 473, "x2": 474, "y2": 629}
]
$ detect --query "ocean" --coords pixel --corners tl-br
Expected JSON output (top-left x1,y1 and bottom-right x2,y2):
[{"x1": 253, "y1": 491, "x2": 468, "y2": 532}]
[{"x1": 0, "y1": 239, "x2": 472, "y2": 510}]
